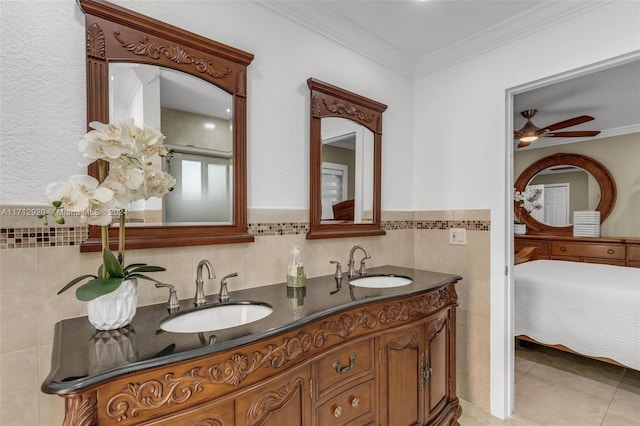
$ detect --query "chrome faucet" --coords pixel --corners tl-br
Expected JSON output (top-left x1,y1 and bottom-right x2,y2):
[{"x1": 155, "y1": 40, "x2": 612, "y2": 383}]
[
  {"x1": 348, "y1": 245, "x2": 371, "y2": 278},
  {"x1": 219, "y1": 272, "x2": 237, "y2": 303},
  {"x1": 195, "y1": 259, "x2": 216, "y2": 306}
]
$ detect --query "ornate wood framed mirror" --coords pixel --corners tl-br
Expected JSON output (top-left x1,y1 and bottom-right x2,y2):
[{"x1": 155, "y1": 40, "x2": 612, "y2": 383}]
[
  {"x1": 306, "y1": 78, "x2": 387, "y2": 239},
  {"x1": 514, "y1": 153, "x2": 616, "y2": 234},
  {"x1": 79, "y1": 0, "x2": 254, "y2": 251}
]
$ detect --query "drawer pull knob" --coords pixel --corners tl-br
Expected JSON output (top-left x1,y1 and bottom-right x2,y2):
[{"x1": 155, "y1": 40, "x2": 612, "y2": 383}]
[
  {"x1": 607, "y1": 249, "x2": 615, "y2": 254},
  {"x1": 333, "y1": 353, "x2": 357, "y2": 374},
  {"x1": 334, "y1": 406, "x2": 343, "y2": 418},
  {"x1": 560, "y1": 246, "x2": 567, "y2": 252},
  {"x1": 351, "y1": 397, "x2": 360, "y2": 408}
]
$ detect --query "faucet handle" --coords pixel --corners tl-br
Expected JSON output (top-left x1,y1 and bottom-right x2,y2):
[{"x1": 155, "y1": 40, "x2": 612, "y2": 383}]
[
  {"x1": 359, "y1": 258, "x2": 368, "y2": 276},
  {"x1": 330, "y1": 260, "x2": 343, "y2": 278},
  {"x1": 219, "y1": 273, "x2": 237, "y2": 302},
  {"x1": 155, "y1": 283, "x2": 179, "y2": 313}
]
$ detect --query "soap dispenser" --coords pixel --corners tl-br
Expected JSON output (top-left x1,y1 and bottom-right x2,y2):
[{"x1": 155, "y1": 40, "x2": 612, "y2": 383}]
[{"x1": 287, "y1": 246, "x2": 306, "y2": 288}]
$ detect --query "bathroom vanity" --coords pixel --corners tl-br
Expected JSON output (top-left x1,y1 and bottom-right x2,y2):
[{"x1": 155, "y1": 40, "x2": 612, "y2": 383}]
[{"x1": 43, "y1": 266, "x2": 462, "y2": 425}]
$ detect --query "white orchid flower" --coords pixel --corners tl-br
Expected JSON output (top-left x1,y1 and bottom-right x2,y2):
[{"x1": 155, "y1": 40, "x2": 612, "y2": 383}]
[
  {"x1": 106, "y1": 165, "x2": 144, "y2": 191},
  {"x1": 100, "y1": 180, "x2": 131, "y2": 209},
  {"x1": 47, "y1": 175, "x2": 110, "y2": 212},
  {"x1": 81, "y1": 120, "x2": 135, "y2": 161},
  {"x1": 133, "y1": 167, "x2": 176, "y2": 200}
]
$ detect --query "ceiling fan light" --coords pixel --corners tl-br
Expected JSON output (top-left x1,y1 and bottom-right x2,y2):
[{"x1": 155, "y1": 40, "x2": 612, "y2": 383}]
[{"x1": 519, "y1": 135, "x2": 538, "y2": 143}]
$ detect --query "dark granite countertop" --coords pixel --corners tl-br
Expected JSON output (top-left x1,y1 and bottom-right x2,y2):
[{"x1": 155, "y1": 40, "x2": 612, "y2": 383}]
[{"x1": 42, "y1": 265, "x2": 462, "y2": 394}]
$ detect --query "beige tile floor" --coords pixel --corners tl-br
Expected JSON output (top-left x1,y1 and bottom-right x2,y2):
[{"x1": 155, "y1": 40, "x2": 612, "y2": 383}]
[{"x1": 459, "y1": 343, "x2": 640, "y2": 426}]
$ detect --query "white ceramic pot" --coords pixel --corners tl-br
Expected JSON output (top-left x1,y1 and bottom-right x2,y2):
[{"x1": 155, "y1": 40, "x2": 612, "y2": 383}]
[
  {"x1": 87, "y1": 279, "x2": 138, "y2": 331},
  {"x1": 514, "y1": 223, "x2": 527, "y2": 235}
]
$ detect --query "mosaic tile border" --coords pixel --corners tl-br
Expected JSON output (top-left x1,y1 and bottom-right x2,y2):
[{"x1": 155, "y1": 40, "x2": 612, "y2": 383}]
[
  {"x1": 0, "y1": 227, "x2": 88, "y2": 249},
  {"x1": 1, "y1": 220, "x2": 491, "y2": 249}
]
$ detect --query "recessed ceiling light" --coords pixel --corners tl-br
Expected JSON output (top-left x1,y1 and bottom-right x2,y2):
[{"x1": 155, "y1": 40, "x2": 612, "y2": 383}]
[{"x1": 204, "y1": 123, "x2": 215, "y2": 130}]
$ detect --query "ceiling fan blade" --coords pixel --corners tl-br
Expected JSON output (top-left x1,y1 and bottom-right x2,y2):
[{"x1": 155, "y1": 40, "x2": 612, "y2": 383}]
[
  {"x1": 541, "y1": 115, "x2": 594, "y2": 132},
  {"x1": 544, "y1": 130, "x2": 601, "y2": 137}
]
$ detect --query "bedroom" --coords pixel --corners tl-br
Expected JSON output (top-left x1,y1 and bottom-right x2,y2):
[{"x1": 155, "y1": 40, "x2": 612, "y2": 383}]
[{"x1": 511, "y1": 57, "x2": 640, "y2": 423}]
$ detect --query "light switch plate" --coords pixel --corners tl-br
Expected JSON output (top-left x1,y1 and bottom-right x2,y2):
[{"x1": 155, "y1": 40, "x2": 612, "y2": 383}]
[{"x1": 449, "y1": 228, "x2": 467, "y2": 245}]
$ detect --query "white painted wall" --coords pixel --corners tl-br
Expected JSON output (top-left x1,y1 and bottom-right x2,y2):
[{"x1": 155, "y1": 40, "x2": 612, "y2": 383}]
[
  {"x1": 412, "y1": 0, "x2": 640, "y2": 418},
  {"x1": 0, "y1": 0, "x2": 414, "y2": 211}
]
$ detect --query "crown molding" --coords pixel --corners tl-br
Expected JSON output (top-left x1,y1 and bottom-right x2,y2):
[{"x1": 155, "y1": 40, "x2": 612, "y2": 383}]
[
  {"x1": 254, "y1": 1, "x2": 613, "y2": 80},
  {"x1": 253, "y1": 1, "x2": 416, "y2": 79},
  {"x1": 415, "y1": 0, "x2": 614, "y2": 78}
]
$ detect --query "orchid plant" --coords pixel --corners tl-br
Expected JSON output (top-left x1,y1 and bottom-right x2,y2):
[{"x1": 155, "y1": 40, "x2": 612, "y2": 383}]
[
  {"x1": 42, "y1": 119, "x2": 176, "y2": 301},
  {"x1": 514, "y1": 187, "x2": 543, "y2": 224}
]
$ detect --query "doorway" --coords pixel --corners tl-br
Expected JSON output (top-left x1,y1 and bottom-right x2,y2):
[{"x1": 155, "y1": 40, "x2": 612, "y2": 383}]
[{"x1": 505, "y1": 50, "x2": 640, "y2": 418}]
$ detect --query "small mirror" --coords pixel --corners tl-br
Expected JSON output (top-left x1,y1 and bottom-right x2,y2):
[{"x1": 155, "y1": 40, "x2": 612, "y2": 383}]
[
  {"x1": 307, "y1": 78, "x2": 387, "y2": 239},
  {"x1": 514, "y1": 153, "x2": 616, "y2": 234}
]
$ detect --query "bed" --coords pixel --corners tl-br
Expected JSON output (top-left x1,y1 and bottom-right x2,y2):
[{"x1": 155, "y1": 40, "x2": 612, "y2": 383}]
[{"x1": 514, "y1": 259, "x2": 640, "y2": 370}]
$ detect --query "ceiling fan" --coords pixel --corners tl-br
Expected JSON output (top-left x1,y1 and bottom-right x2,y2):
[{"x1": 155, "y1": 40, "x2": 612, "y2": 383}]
[{"x1": 514, "y1": 109, "x2": 601, "y2": 148}]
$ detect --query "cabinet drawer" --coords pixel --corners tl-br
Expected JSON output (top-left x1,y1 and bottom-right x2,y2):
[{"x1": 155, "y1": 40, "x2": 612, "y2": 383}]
[
  {"x1": 317, "y1": 379, "x2": 375, "y2": 426},
  {"x1": 316, "y1": 339, "x2": 374, "y2": 397},
  {"x1": 514, "y1": 239, "x2": 549, "y2": 256},
  {"x1": 550, "y1": 242, "x2": 625, "y2": 260},
  {"x1": 628, "y1": 246, "x2": 640, "y2": 262}
]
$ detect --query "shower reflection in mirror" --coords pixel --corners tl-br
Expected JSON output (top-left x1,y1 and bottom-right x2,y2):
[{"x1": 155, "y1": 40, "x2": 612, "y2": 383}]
[{"x1": 109, "y1": 63, "x2": 233, "y2": 225}]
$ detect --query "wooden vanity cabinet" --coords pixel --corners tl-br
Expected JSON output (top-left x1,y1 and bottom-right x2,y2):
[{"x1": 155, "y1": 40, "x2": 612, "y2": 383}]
[
  {"x1": 61, "y1": 284, "x2": 460, "y2": 426},
  {"x1": 378, "y1": 310, "x2": 455, "y2": 426}
]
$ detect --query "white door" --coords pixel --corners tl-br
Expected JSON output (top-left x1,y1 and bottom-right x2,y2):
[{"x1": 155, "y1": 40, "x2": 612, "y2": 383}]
[
  {"x1": 543, "y1": 183, "x2": 570, "y2": 226},
  {"x1": 321, "y1": 162, "x2": 348, "y2": 220}
]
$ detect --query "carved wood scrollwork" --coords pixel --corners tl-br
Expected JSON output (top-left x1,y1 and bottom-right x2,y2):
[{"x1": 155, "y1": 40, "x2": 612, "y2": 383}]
[
  {"x1": 113, "y1": 31, "x2": 232, "y2": 79},
  {"x1": 321, "y1": 98, "x2": 374, "y2": 123},
  {"x1": 387, "y1": 329, "x2": 421, "y2": 350},
  {"x1": 192, "y1": 419, "x2": 223, "y2": 426},
  {"x1": 426, "y1": 316, "x2": 448, "y2": 340},
  {"x1": 86, "y1": 23, "x2": 105, "y2": 59},
  {"x1": 105, "y1": 287, "x2": 455, "y2": 419},
  {"x1": 63, "y1": 392, "x2": 97, "y2": 426},
  {"x1": 246, "y1": 377, "x2": 304, "y2": 425}
]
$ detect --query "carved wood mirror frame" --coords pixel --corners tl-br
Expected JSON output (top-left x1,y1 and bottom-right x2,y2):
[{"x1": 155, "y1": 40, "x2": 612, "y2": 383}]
[
  {"x1": 514, "y1": 152, "x2": 616, "y2": 235},
  {"x1": 79, "y1": 0, "x2": 254, "y2": 251},
  {"x1": 307, "y1": 78, "x2": 387, "y2": 239}
]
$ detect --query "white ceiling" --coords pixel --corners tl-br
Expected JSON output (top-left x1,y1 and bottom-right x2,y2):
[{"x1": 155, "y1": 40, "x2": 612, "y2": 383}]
[{"x1": 257, "y1": 0, "x2": 640, "y2": 149}]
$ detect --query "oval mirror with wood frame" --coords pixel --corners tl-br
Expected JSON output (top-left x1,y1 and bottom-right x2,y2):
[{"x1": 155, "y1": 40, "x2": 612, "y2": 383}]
[
  {"x1": 514, "y1": 153, "x2": 616, "y2": 235},
  {"x1": 79, "y1": 0, "x2": 254, "y2": 251},
  {"x1": 307, "y1": 78, "x2": 387, "y2": 239}
]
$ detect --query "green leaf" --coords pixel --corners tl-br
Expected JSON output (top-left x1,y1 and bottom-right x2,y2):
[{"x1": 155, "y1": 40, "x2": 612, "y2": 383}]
[
  {"x1": 123, "y1": 263, "x2": 147, "y2": 272},
  {"x1": 52, "y1": 201, "x2": 61, "y2": 208},
  {"x1": 103, "y1": 248, "x2": 124, "y2": 278},
  {"x1": 55, "y1": 217, "x2": 65, "y2": 225},
  {"x1": 127, "y1": 273, "x2": 163, "y2": 285},
  {"x1": 75, "y1": 277, "x2": 124, "y2": 301},
  {"x1": 127, "y1": 265, "x2": 166, "y2": 274},
  {"x1": 57, "y1": 274, "x2": 98, "y2": 295}
]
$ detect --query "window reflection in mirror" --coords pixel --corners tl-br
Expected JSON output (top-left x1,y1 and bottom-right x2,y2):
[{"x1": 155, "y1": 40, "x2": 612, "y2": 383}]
[
  {"x1": 526, "y1": 165, "x2": 601, "y2": 227},
  {"x1": 109, "y1": 63, "x2": 233, "y2": 225},
  {"x1": 320, "y1": 117, "x2": 374, "y2": 224}
]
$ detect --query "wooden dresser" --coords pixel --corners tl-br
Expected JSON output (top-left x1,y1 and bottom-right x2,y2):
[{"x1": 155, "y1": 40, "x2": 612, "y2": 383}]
[{"x1": 515, "y1": 234, "x2": 640, "y2": 267}]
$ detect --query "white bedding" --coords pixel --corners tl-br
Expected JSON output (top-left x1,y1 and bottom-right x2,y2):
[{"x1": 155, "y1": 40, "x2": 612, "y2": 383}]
[{"x1": 514, "y1": 260, "x2": 640, "y2": 370}]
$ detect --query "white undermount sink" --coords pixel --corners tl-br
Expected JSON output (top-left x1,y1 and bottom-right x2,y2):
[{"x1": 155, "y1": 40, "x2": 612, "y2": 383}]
[
  {"x1": 160, "y1": 301, "x2": 273, "y2": 333},
  {"x1": 348, "y1": 274, "x2": 412, "y2": 288}
]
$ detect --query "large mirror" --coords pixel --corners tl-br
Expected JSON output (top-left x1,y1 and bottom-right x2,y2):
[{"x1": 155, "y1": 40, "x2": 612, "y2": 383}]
[
  {"x1": 307, "y1": 78, "x2": 386, "y2": 239},
  {"x1": 514, "y1": 153, "x2": 616, "y2": 234},
  {"x1": 79, "y1": 0, "x2": 254, "y2": 251}
]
